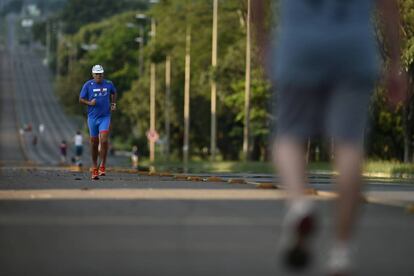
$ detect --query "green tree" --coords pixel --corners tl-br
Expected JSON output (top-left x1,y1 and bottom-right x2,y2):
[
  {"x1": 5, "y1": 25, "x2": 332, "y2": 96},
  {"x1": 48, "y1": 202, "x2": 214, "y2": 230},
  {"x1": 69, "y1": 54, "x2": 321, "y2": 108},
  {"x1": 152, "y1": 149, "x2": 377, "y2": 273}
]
[
  {"x1": 120, "y1": 0, "x2": 272, "y2": 160},
  {"x1": 367, "y1": 0, "x2": 414, "y2": 161},
  {"x1": 54, "y1": 0, "x2": 414, "y2": 162},
  {"x1": 60, "y1": 0, "x2": 147, "y2": 34}
]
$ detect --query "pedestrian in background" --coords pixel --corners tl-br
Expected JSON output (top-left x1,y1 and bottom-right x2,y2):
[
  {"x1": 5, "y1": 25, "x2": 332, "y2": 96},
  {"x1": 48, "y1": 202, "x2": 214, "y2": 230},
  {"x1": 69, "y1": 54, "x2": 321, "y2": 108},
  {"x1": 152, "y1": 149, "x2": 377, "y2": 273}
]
[
  {"x1": 131, "y1": 145, "x2": 139, "y2": 169},
  {"x1": 74, "y1": 130, "x2": 83, "y2": 166},
  {"x1": 39, "y1": 123, "x2": 45, "y2": 135},
  {"x1": 60, "y1": 140, "x2": 68, "y2": 164}
]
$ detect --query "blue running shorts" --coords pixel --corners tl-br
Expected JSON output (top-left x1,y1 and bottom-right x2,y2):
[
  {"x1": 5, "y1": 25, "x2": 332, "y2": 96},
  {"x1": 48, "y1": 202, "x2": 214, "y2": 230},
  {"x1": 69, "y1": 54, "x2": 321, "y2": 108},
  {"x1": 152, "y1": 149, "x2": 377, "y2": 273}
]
[{"x1": 87, "y1": 116, "x2": 111, "y2": 137}]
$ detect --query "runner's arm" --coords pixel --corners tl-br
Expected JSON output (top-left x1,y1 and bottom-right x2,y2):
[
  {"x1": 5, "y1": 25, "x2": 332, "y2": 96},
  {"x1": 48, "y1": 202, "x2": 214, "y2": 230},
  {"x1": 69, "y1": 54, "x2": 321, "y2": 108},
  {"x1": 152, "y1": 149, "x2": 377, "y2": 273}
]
[
  {"x1": 79, "y1": 83, "x2": 95, "y2": 106},
  {"x1": 376, "y1": 0, "x2": 407, "y2": 106},
  {"x1": 79, "y1": 97, "x2": 96, "y2": 106},
  {"x1": 251, "y1": 1, "x2": 267, "y2": 49},
  {"x1": 251, "y1": 0, "x2": 271, "y2": 72},
  {"x1": 377, "y1": 0, "x2": 402, "y2": 66}
]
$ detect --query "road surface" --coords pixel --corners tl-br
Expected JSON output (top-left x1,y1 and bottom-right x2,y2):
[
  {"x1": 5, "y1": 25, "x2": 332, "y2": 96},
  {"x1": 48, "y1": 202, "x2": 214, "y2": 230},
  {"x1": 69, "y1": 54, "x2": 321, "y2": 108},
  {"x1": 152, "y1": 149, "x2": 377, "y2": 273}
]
[
  {"x1": 0, "y1": 167, "x2": 413, "y2": 276},
  {"x1": 0, "y1": 15, "x2": 81, "y2": 166}
]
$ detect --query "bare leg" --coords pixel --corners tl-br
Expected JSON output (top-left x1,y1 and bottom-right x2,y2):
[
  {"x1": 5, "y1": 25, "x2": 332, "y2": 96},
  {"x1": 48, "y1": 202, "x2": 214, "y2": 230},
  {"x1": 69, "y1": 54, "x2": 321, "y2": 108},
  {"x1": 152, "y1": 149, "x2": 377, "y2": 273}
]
[
  {"x1": 274, "y1": 137, "x2": 316, "y2": 269},
  {"x1": 99, "y1": 132, "x2": 109, "y2": 167},
  {"x1": 90, "y1": 137, "x2": 99, "y2": 168},
  {"x1": 334, "y1": 143, "x2": 364, "y2": 242},
  {"x1": 274, "y1": 137, "x2": 307, "y2": 201}
]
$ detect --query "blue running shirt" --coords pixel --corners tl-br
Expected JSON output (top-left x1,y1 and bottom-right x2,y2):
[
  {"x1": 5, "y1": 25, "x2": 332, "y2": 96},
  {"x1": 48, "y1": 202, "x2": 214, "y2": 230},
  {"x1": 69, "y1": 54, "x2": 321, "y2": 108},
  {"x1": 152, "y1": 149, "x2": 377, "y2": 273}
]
[{"x1": 79, "y1": 79, "x2": 117, "y2": 119}]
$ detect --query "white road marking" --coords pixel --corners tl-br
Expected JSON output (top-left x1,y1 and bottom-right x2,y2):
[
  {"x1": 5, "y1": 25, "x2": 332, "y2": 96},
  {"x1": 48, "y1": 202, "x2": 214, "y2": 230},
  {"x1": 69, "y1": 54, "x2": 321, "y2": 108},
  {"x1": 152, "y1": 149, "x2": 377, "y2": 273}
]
[{"x1": 0, "y1": 215, "x2": 282, "y2": 226}]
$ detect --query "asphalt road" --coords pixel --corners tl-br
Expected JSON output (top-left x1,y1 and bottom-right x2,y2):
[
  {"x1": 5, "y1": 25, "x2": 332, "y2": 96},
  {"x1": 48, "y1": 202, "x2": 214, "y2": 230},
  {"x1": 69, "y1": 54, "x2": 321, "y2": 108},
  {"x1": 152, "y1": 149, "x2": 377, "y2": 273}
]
[
  {"x1": 0, "y1": 15, "x2": 130, "y2": 167},
  {"x1": 0, "y1": 15, "x2": 82, "y2": 166},
  {"x1": 0, "y1": 39, "x2": 25, "y2": 164},
  {"x1": 0, "y1": 167, "x2": 413, "y2": 276}
]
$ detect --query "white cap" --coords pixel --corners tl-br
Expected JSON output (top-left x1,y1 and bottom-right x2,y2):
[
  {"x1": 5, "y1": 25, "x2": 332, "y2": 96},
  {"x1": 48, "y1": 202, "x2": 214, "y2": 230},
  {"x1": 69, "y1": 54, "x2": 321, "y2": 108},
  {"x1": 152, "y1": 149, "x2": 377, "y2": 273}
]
[{"x1": 92, "y1": 64, "x2": 104, "y2": 74}]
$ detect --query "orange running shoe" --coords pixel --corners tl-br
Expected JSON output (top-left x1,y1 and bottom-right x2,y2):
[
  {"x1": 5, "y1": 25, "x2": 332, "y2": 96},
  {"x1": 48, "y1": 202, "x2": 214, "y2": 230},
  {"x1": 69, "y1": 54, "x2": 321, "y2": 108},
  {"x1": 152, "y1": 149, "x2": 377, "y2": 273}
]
[
  {"x1": 99, "y1": 166, "x2": 106, "y2": 176},
  {"x1": 91, "y1": 168, "x2": 99, "y2": 180}
]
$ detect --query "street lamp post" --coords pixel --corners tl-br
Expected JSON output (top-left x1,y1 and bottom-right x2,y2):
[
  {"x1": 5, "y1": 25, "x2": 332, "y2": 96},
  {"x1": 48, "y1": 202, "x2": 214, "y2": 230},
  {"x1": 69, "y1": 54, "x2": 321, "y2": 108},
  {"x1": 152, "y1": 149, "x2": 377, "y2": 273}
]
[
  {"x1": 55, "y1": 22, "x2": 62, "y2": 76},
  {"x1": 210, "y1": 0, "x2": 218, "y2": 161},
  {"x1": 136, "y1": 10, "x2": 158, "y2": 164},
  {"x1": 139, "y1": 26, "x2": 144, "y2": 75},
  {"x1": 149, "y1": 18, "x2": 157, "y2": 163},
  {"x1": 134, "y1": 36, "x2": 144, "y2": 76},
  {"x1": 242, "y1": 0, "x2": 251, "y2": 161},
  {"x1": 165, "y1": 55, "x2": 171, "y2": 159},
  {"x1": 45, "y1": 21, "x2": 51, "y2": 65},
  {"x1": 183, "y1": 25, "x2": 191, "y2": 172},
  {"x1": 135, "y1": 13, "x2": 147, "y2": 76}
]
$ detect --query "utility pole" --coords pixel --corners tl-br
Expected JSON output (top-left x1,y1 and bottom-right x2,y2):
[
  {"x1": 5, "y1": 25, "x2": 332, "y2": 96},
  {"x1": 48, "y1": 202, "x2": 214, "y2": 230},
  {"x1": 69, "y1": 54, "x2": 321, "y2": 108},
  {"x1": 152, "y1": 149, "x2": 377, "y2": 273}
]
[
  {"x1": 68, "y1": 41, "x2": 76, "y2": 73},
  {"x1": 45, "y1": 21, "x2": 51, "y2": 65},
  {"x1": 242, "y1": 0, "x2": 251, "y2": 161},
  {"x1": 183, "y1": 25, "x2": 191, "y2": 172},
  {"x1": 139, "y1": 26, "x2": 144, "y2": 76},
  {"x1": 135, "y1": 13, "x2": 147, "y2": 76},
  {"x1": 55, "y1": 22, "x2": 62, "y2": 76},
  {"x1": 210, "y1": 0, "x2": 218, "y2": 161},
  {"x1": 149, "y1": 18, "x2": 157, "y2": 163},
  {"x1": 165, "y1": 55, "x2": 171, "y2": 159}
]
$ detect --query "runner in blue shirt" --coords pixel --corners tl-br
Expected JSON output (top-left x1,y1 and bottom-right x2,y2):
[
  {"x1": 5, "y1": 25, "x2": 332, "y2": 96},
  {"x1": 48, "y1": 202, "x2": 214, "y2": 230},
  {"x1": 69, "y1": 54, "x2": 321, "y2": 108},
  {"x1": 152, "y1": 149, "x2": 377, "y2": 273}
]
[{"x1": 79, "y1": 65, "x2": 117, "y2": 180}]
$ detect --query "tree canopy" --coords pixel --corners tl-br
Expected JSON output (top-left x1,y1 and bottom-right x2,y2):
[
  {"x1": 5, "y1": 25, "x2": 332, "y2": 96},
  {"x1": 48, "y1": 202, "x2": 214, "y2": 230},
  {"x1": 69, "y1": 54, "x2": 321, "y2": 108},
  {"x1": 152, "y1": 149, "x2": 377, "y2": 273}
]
[{"x1": 49, "y1": 0, "x2": 414, "y2": 162}]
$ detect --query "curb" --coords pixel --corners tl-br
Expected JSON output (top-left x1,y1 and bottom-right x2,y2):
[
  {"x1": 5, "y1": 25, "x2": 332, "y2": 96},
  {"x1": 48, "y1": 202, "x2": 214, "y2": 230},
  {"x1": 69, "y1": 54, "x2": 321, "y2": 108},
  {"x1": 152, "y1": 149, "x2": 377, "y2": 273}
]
[
  {"x1": 6, "y1": 165, "x2": 412, "y2": 212},
  {"x1": 187, "y1": 176, "x2": 204, "y2": 181},
  {"x1": 204, "y1": 176, "x2": 225, "y2": 182},
  {"x1": 228, "y1": 178, "x2": 246, "y2": 184},
  {"x1": 406, "y1": 204, "x2": 414, "y2": 214},
  {"x1": 254, "y1": 182, "x2": 278, "y2": 189},
  {"x1": 121, "y1": 170, "x2": 414, "y2": 212}
]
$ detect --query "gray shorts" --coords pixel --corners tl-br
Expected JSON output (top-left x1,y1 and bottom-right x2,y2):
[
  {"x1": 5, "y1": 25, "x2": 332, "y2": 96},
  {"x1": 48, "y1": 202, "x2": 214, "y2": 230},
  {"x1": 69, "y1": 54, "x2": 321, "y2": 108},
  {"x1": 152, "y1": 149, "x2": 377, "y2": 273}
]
[
  {"x1": 275, "y1": 79, "x2": 375, "y2": 144},
  {"x1": 272, "y1": 0, "x2": 380, "y2": 145},
  {"x1": 273, "y1": 44, "x2": 379, "y2": 144}
]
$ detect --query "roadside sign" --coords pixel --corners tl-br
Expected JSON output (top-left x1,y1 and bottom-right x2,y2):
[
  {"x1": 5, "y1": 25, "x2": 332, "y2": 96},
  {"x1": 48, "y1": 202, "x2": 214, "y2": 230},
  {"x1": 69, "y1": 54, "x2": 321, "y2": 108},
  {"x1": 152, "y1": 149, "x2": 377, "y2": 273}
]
[
  {"x1": 146, "y1": 130, "x2": 159, "y2": 142},
  {"x1": 21, "y1": 19, "x2": 34, "y2": 28}
]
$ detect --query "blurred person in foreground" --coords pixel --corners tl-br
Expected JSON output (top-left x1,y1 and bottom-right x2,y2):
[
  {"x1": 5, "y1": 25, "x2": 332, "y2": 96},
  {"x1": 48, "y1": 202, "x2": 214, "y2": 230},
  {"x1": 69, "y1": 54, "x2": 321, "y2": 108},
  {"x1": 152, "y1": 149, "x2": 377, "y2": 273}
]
[
  {"x1": 252, "y1": 0, "x2": 406, "y2": 275},
  {"x1": 79, "y1": 65, "x2": 117, "y2": 180}
]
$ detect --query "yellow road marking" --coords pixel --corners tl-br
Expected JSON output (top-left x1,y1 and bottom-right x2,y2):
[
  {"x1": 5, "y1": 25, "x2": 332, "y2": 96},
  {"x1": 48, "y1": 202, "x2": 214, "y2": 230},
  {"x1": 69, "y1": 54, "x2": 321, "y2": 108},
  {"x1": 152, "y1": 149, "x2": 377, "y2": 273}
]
[{"x1": 0, "y1": 189, "x2": 331, "y2": 201}]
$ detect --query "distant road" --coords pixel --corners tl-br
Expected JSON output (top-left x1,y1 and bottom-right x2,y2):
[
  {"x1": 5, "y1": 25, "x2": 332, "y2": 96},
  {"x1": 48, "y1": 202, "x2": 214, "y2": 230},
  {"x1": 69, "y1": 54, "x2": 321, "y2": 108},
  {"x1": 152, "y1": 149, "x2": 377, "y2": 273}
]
[
  {"x1": 0, "y1": 39, "x2": 25, "y2": 163},
  {"x1": 0, "y1": 15, "x2": 80, "y2": 165}
]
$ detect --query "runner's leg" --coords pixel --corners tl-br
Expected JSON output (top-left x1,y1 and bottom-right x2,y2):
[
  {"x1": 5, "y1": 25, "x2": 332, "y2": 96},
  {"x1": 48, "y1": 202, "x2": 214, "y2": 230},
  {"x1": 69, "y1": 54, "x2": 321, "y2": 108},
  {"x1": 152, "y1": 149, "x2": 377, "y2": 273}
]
[
  {"x1": 88, "y1": 117, "x2": 99, "y2": 169},
  {"x1": 98, "y1": 116, "x2": 111, "y2": 168},
  {"x1": 334, "y1": 144, "x2": 363, "y2": 243},
  {"x1": 99, "y1": 131, "x2": 109, "y2": 167},
  {"x1": 274, "y1": 138, "x2": 307, "y2": 200},
  {"x1": 326, "y1": 81, "x2": 373, "y2": 244},
  {"x1": 273, "y1": 81, "x2": 325, "y2": 269},
  {"x1": 90, "y1": 137, "x2": 99, "y2": 168},
  {"x1": 325, "y1": 80, "x2": 375, "y2": 274}
]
